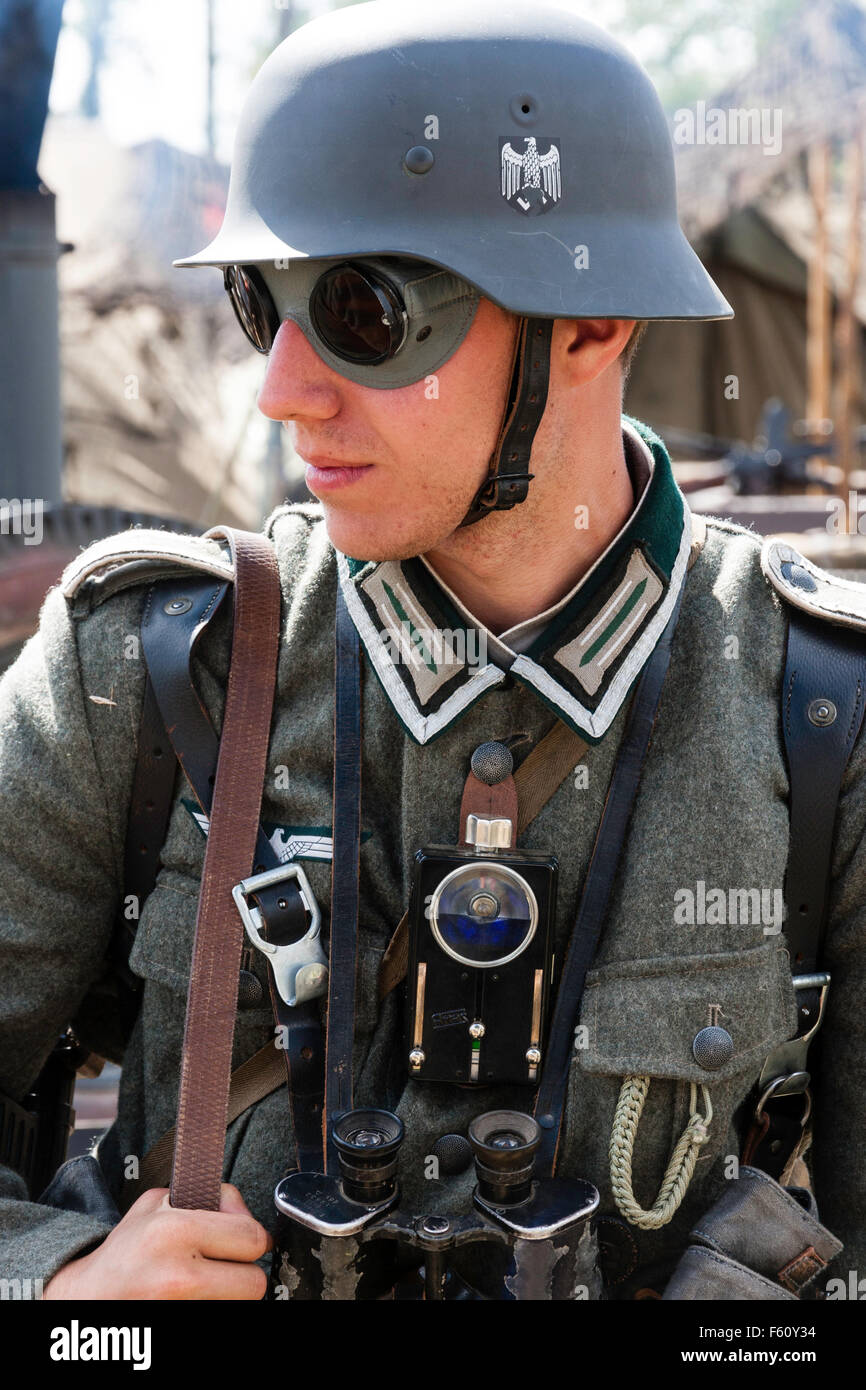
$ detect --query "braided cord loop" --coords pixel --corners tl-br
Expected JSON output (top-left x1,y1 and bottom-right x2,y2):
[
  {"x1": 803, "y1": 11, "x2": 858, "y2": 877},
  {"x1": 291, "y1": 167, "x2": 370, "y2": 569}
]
[{"x1": 609, "y1": 1076, "x2": 713, "y2": 1230}]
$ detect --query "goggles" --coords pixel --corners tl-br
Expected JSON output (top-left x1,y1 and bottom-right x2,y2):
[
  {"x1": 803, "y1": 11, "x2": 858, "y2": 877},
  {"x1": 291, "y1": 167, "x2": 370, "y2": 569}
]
[{"x1": 223, "y1": 256, "x2": 481, "y2": 389}]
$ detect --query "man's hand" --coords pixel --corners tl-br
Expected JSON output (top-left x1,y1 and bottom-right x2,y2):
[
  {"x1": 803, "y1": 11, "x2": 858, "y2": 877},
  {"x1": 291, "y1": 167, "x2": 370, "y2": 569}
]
[{"x1": 43, "y1": 1183, "x2": 272, "y2": 1300}]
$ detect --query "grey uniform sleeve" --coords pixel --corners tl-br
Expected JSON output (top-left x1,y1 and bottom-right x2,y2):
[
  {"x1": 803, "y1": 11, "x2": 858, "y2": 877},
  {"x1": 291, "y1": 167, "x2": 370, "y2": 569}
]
[
  {"x1": 0, "y1": 579, "x2": 146, "y2": 1289},
  {"x1": 811, "y1": 705, "x2": 866, "y2": 1282}
]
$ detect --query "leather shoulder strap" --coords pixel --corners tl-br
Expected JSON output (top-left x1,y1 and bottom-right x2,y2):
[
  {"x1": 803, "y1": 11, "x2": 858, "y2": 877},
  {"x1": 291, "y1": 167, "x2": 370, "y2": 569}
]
[
  {"x1": 110, "y1": 575, "x2": 232, "y2": 1031},
  {"x1": 782, "y1": 608, "x2": 866, "y2": 978}
]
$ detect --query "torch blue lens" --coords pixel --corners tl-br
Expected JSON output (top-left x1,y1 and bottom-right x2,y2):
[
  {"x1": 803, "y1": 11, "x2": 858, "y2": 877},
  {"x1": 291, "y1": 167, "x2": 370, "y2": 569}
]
[
  {"x1": 432, "y1": 868, "x2": 536, "y2": 966},
  {"x1": 438, "y1": 911, "x2": 531, "y2": 963}
]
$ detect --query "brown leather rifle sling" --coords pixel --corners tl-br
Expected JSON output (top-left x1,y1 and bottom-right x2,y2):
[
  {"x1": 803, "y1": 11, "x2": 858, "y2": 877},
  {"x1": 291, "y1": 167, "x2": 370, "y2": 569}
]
[{"x1": 167, "y1": 526, "x2": 282, "y2": 1211}]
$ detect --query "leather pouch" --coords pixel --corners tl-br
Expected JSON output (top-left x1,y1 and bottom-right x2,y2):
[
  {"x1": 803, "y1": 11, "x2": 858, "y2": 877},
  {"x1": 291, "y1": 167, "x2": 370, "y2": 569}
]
[
  {"x1": 38, "y1": 1152, "x2": 121, "y2": 1228},
  {"x1": 663, "y1": 1164, "x2": 842, "y2": 1300}
]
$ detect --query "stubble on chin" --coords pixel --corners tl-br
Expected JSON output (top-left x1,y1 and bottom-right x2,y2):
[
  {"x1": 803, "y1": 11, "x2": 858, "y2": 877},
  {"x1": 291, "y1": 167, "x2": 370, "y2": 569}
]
[{"x1": 320, "y1": 492, "x2": 476, "y2": 563}]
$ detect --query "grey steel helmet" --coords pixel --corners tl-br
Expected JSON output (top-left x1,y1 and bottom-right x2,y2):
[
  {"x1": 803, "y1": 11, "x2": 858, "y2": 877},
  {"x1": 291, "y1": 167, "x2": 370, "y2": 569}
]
[{"x1": 176, "y1": 0, "x2": 732, "y2": 524}]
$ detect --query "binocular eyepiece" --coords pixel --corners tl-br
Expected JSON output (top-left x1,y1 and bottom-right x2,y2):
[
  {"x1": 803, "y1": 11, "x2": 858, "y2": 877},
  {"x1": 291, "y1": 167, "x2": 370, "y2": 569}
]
[
  {"x1": 468, "y1": 1110, "x2": 541, "y2": 1205},
  {"x1": 333, "y1": 1106, "x2": 541, "y2": 1207},
  {"x1": 332, "y1": 1109, "x2": 404, "y2": 1204}
]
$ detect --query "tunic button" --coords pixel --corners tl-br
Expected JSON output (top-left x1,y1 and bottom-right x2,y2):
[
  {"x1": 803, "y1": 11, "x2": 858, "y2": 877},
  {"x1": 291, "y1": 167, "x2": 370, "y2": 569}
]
[
  {"x1": 692, "y1": 1026, "x2": 734, "y2": 1070},
  {"x1": 237, "y1": 970, "x2": 263, "y2": 1009}
]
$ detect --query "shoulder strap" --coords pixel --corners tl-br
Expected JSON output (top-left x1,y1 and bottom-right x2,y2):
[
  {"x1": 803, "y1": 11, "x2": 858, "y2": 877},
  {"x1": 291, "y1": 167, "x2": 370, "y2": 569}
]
[
  {"x1": 782, "y1": 607, "x2": 866, "y2": 981},
  {"x1": 111, "y1": 576, "x2": 232, "y2": 1030},
  {"x1": 746, "y1": 560, "x2": 866, "y2": 1181},
  {"x1": 761, "y1": 535, "x2": 866, "y2": 983}
]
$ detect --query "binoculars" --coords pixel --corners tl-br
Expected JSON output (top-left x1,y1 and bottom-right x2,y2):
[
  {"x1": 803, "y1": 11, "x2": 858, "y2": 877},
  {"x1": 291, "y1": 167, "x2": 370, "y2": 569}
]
[{"x1": 270, "y1": 1107, "x2": 601, "y2": 1300}]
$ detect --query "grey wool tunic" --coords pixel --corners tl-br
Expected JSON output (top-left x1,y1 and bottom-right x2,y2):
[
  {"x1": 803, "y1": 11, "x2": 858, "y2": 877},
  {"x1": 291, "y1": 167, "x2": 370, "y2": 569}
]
[{"x1": 0, "y1": 416, "x2": 863, "y2": 1299}]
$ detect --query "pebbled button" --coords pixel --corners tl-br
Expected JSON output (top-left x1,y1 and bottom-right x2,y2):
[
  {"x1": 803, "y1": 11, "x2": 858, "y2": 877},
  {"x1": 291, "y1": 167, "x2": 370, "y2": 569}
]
[
  {"x1": 237, "y1": 970, "x2": 264, "y2": 1009},
  {"x1": 692, "y1": 1025, "x2": 734, "y2": 1070},
  {"x1": 470, "y1": 741, "x2": 513, "y2": 785},
  {"x1": 431, "y1": 1133, "x2": 473, "y2": 1175}
]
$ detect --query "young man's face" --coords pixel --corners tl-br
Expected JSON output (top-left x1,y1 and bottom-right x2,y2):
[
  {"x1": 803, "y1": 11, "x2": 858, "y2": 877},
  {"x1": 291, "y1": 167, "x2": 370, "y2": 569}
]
[{"x1": 257, "y1": 296, "x2": 521, "y2": 561}]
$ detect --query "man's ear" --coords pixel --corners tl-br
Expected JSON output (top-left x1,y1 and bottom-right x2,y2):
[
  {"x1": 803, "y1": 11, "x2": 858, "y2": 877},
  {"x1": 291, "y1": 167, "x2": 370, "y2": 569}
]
[{"x1": 552, "y1": 318, "x2": 635, "y2": 388}]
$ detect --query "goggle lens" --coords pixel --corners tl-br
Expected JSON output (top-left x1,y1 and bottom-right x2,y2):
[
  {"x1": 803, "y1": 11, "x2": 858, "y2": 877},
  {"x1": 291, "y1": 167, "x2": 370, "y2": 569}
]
[
  {"x1": 309, "y1": 264, "x2": 407, "y2": 364},
  {"x1": 223, "y1": 264, "x2": 279, "y2": 354},
  {"x1": 223, "y1": 261, "x2": 409, "y2": 365}
]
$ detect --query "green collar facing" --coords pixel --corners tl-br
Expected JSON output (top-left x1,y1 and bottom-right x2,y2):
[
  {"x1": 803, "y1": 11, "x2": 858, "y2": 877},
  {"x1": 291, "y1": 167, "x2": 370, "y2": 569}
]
[{"x1": 337, "y1": 417, "x2": 691, "y2": 746}]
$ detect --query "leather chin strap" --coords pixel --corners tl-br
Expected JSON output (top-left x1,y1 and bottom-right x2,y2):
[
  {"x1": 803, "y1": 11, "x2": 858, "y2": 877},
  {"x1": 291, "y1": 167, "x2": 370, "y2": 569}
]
[{"x1": 460, "y1": 316, "x2": 553, "y2": 528}]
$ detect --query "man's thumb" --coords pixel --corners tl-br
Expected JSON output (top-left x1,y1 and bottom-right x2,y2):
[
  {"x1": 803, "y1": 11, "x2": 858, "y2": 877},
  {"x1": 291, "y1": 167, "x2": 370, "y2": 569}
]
[{"x1": 218, "y1": 1182, "x2": 253, "y2": 1215}]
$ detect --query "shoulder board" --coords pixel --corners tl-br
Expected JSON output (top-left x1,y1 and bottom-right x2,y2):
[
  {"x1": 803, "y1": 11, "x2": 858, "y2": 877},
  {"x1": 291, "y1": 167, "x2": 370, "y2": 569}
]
[
  {"x1": 761, "y1": 537, "x2": 866, "y2": 632},
  {"x1": 688, "y1": 512, "x2": 707, "y2": 569},
  {"x1": 60, "y1": 527, "x2": 234, "y2": 613}
]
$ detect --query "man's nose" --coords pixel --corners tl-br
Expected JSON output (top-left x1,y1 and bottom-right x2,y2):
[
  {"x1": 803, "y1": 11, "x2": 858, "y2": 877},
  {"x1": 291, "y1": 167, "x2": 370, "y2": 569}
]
[{"x1": 257, "y1": 318, "x2": 342, "y2": 422}]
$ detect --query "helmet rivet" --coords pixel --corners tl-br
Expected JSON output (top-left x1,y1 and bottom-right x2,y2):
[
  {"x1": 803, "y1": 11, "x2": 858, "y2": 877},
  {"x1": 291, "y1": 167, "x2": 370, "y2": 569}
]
[{"x1": 403, "y1": 145, "x2": 435, "y2": 175}]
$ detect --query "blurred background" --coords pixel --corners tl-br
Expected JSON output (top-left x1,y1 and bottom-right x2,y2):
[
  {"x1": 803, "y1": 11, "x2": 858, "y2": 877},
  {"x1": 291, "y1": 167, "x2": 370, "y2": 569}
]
[{"x1": 2, "y1": 0, "x2": 866, "y2": 1144}]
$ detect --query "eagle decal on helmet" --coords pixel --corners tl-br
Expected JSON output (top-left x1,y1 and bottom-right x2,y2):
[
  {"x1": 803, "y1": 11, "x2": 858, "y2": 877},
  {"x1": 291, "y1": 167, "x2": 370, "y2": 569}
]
[{"x1": 500, "y1": 137, "x2": 562, "y2": 215}]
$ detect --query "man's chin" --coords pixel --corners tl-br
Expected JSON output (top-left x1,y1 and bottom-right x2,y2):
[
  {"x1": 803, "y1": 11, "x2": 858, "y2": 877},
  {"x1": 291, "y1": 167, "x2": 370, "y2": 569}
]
[{"x1": 320, "y1": 506, "x2": 458, "y2": 564}]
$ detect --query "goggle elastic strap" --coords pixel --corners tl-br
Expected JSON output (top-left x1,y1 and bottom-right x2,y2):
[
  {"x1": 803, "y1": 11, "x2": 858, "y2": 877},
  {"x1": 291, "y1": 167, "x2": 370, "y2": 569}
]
[{"x1": 460, "y1": 317, "x2": 553, "y2": 528}]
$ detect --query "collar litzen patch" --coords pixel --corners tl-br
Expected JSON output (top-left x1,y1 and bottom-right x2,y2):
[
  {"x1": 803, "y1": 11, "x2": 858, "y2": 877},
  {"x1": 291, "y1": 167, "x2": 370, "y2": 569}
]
[{"x1": 337, "y1": 418, "x2": 690, "y2": 745}]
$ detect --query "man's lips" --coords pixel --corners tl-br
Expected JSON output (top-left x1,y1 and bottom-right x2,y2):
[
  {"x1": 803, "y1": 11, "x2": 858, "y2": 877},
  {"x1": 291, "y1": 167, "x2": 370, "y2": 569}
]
[
  {"x1": 301, "y1": 454, "x2": 375, "y2": 491},
  {"x1": 301, "y1": 454, "x2": 372, "y2": 470}
]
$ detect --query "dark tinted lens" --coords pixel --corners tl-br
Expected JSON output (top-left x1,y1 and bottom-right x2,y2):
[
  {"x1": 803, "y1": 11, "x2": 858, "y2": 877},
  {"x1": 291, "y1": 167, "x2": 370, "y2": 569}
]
[
  {"x1": 223, "y1": 265, "x2": 279, "y2": 353},
  {"x1": 310, "y1": 264, "x2": 405, "y2": 364}
]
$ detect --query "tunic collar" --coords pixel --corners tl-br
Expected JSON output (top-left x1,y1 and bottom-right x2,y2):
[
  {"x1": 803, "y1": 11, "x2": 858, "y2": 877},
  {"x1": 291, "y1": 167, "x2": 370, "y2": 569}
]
[{"x1": 336, "y1": 416, "x2": 691, "y2": 746}]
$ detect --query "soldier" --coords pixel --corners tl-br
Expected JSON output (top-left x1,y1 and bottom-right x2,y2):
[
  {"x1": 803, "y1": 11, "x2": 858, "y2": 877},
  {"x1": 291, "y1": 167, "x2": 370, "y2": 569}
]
[{"x1": 1, "y1": 0, "x2": 862, "y2": 1301}]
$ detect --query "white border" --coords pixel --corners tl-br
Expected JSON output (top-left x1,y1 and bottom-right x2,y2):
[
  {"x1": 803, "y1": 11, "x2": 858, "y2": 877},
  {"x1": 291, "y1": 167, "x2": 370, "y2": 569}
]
[{"x1": 336, "y1": 553, "x2": 505, "y2": 743}]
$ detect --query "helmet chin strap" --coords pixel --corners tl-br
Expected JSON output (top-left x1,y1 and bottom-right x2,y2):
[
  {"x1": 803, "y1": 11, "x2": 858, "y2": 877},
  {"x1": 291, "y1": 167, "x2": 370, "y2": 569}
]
[{"x1": 459, "y1": 317, "x2": 554, "y2": 528}]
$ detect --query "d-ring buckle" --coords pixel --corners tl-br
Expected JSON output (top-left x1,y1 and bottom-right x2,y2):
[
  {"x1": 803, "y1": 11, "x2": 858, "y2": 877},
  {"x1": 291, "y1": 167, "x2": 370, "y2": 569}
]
[
  {"x1": 232, "y1": 862, "x2": 328, "y2": 1007},
  {"x1": 754, "y1": 1072, "x2": 812, "y2": 1127}
]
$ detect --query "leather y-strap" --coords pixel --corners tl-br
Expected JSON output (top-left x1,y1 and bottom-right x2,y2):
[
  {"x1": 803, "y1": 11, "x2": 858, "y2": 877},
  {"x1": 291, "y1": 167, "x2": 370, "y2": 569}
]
[
  {"x1": 323, "y1": 586, "x2": 363, "y2": 1174},
  {"x1": 744, "y1": 607, "x2": 866, "y2": 1181},
  {"x1": 169, "y1": 527, "x2": 281, "y2": 1212},
  {"x1": 113, "y1": 578, "x2": 232, "y2": 1030},
  {"x1": 781, "y1": 609, "x2": 866, "y2": 980},
  {"x1": 534, "y1": 579, "x2": 687, "y2": 1177},
  {"x1": 461, "y1": 318, "x2": 553, "y2": 526}
]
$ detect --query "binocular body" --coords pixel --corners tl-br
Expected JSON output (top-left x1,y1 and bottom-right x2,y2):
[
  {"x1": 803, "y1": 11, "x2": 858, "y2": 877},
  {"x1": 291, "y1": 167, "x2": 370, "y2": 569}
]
[{"x1": 270, "y1": 1107, "x2": 602, "y2": 1301}]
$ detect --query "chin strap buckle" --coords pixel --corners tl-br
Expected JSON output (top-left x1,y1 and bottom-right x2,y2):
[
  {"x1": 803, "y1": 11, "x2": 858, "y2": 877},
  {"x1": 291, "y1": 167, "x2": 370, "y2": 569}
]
[{"x1": 461, "y1": 317, "x2": 553, "y2": 527}]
